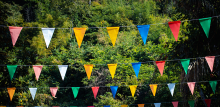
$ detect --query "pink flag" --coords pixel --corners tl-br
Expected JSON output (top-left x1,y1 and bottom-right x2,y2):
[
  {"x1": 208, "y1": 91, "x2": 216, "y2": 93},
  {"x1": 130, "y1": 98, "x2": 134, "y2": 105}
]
[
  {"x1": 168, "y1": 21, "x2": 181, "y2": 41},
  {"x1": 205, "y1": 99, "x2": 211, "y2": 107},
  {"x1": 156, "y1": 61, "x2": 166, "y2": 76},
  {"x1": 9, "y1": 26, "x2": 23, "y2": 46},
  {"x1": 50, "y1": 87, "x2": 58, "y2": 98},
  {"x1": 91, "y1": 87, "x2": 99, "y2": 99},
  {"x1": 187, "y1": 82, "x2": 196, "y2": 95},
  {"x1": 205, "y1": 56, "x2": 215, "y2": 72},
  {"x1": 172, "y1": 101, "x2": 178, "y2": 107},
  {"x1": 33, "y1": 65, "x2": 43, "y2": 81}
]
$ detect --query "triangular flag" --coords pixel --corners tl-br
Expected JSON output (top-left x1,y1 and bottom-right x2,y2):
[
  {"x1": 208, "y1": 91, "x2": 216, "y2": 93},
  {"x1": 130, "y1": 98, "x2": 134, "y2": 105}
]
[
  {"x1": 129, "y1": 85, "x2": 137, "y2": 97},
  {"x1": 91, "y1": 87, "x2": 99, "y2": 99},
  {"x1": 104, "y1": 106, "x2": 110, "y2": 107},
  {"x1": 110, "y1": 86, "x2": 118, "y2": 98},
  {"x1": 209, "y1": 81, "x2": 217, "y2": 94},
  {"x1": 72, "y1": 87, "x2": 80, "y2": 98},
  {"x1": 205, "y1": 56, "x2": 215, "y2": 72},
  {"x1": 154, "y1": 103, "x2": 161, "y2": 107},
  {"x1": 33, "y1": 65, "x2": 43, "y2": 81},
  {"x1": 188, "y1": 100, "x2": 194, "y2": 107},
  {"x1": 172, "y1": 101, "x2": 178, "y2": 107},
  {"x1": 7, "y1": 87, "x2": 16, "y2": 101},
  {"x1": 88, "y1": 106, "x2": 94, "y2": 107},
  {"x1": 199, "y1": 17, "x2": 211, "y2": 38},
  {"x1": 205, "y1": 99, "x2": 211, "y2": 107},
  {"x1": 58, "y1": 65, "x2": 68, "y2": 80},
  {"x1": 131, "y1": 62, "x2": 141, "y2": 78},
  {"x1": 106, "y1": 27, "x2": 120, "y2": 47},
  {"x1": 155, "y1": 61, "x2": 165, "y2": 76},
  {"x1": 42, "y1": 28, "x2": 55, "y2": 48},
  {"x1": 108, "y1": 64, "x2": 117, "y2": 79},
  {"x1": 84, "y1": 64, "x2": 93, "y2": 80},
  {"x1": 7, "y1": 65, "x2": 17, "y2": 80},
  {"x1": 29, "y1": 88, "x2": 37, "y2": 100},
  {"x1": 50, "y1": 87, "x2": 58, "y2": 98},
  {"x1": 168, "y1": 21, "x2": 181, "y2": 41},
  {"x1": 137, "y1": 25, "x2": 150, "y2": 44},
  {"x1": 187, "y1": 82, "x2": 196, "y2": 95},
  {"x1": 9, "y1": 26, "x2": 23, "y2": 46},
  {"x1": 149, "y1": 84, "x2": 158, "y2": 96},
  {"x1": 138, "y1": 104, "x2": 145, "y2": 107},
  {"x1": 121, "y1": 105, "x2": 128, "y2": 107},
  {"x1": 73, "y1": 28, "x2": 86, "y2": 48},
  {"x1": 180, "y1": 59, "x2": 190, "y2": 74},
  {"x1": 167, "y1": 83, "x2": 175, "y2": 96}
]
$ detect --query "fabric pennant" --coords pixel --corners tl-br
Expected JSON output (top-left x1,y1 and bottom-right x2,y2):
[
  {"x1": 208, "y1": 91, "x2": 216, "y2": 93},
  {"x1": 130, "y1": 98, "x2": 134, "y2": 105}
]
[
  {"x1": 91, "y1": 87, "x2": 99, "y2": 99},
  {"x1": 104, "y1": 106, "x2": 110, "y2": 107},
  {"x1": 106, "y1": 27, "x2": 120, "y2": 47},
  {"x1": 154, "y1": 103, "x2": 161, "y2": 107},
  {"x1": 58, "y1": 65, "x2": 68, "y2": 80},
  {"x1": 107, "y1": 64, "x2": 117, "y2": 79},
  {"x1": 188, "y1": 100, "x2": 194, "y2": 107},
  {"x1": 205, "y1": 99, "x2": 211, "y2": 107},
  {"x1": 168, "y1": 21, "x2": 181, "y2": 41},
  {"x1": 180, "y1": 59, "x2": 190, "y2": 74},
  {"x1": 129, "y1": 85, "x2": 137, "y2": 97},
  {"x1": 138, "y1": 104, "x2": 145, "y2": 107},
  {"x1": 84, "y1": 64, "x2": 93, "y2": 80},
  {"x1": 199, "y1": 17, "x2": 211, "y2": 38},
  {"x1": 9, "y1": 26, "x2": 23, "y2": 46},
  {"x1": 131, "y1": 62, "x2": 141, "y2": 78},
  {"x1": 7, "y1": 87, "x2": 16, "y2": 101},
  {"x1": 155, "y1": 61, "x2": 165, "y2": 76},
  {"x1": 149, "y1": 84, "x2": 158, "y2": 96},
  {"x1": 187, "y1": 82, "x2": 196, "y2": 95},
  {"x1": 73, "y1": 28, "x2": 87, "y2": 48},
  {"x1": 172, "y1": 101, "x2": 178, "y2": 107},
  {"x1": 7, "y1": 65, "x2": 17, "y2": 81},
  {"x1": 72, "y1": 87, "x2": 80, "y2": 98},
  {"x1": 110, "y1": 86, "x2": 118, "y2": 98},
  {"x1": 33, "y1": 65, "x2": 43, "y2": 81},
  {"x1": 137, "y1": 25, "x2": 150, "y2": 44},
  {"x1": 205, "y1": 56, "x2": 215, "y2": 72},
  {"x1": 209, "y1": 81, "x2": 217, "y2": 94},
  {"x1": 87, "y1": 106, "x2": 94, "y2": 107},
  {"x1": 29, "y1": 88, "x2": 37, "y2": 100},
  {"x1": 42, "y1": 28, "x2": 55, "y2": 48},
  {"x1": 50, "y1": 87, "x2": 58, "y2": 98},
  {"x1": 167, "y1": 83, "x2": 175, "y2": 96},
  {"x1": 121, "y1": 105, "x2": 128, "y2": 107}
]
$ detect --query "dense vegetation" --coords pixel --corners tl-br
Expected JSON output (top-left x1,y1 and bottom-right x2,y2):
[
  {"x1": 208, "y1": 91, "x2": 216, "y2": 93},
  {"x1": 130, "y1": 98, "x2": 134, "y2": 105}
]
[{"x1": 0, "y1": 0, "x2": 219, "y2": 106}]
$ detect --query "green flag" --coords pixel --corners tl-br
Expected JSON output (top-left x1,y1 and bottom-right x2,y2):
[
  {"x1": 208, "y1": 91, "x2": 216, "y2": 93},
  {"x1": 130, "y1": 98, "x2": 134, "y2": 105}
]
[
  {"x1": 180, "y1": 59, "x2": 190, "y2": 74},
  {"x1": 7, "y1": 65, "x2": 18, "y2": 80},
  {"x1": 209, "y1": 81, "x2": 217, "y2": 94},
  {"x1": 188, "y1": 100, "x2": 194, "y2": 107},
  {"x1": 72, "y1": 87, "x2": 80, "y2": 98},
  {"x1": 199, "y1": 17, "x2": 211, "y2": 38}
]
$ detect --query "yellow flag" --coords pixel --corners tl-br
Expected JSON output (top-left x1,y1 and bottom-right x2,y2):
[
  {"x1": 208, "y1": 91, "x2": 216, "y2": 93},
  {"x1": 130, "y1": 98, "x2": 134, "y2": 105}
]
[
  {"x1": 7, "y1": 87, "x2": 16, "y2": 101},
  {"x1": 149, "y1": 84, "x2": 158, "y2": 96},
  {"x1": 121, "y1": 105, "x2": 128, "y2": 107},
  {"x1": 138, "y1": 104, "x2": 145, "y2": 107},
  {"x1": 84, "y1": 64, "x2": 93, "y2": 80},
  {"x1": 106, "y1": 27, "x2": 120, "y2": 47},
  {"x1": 73, "y1": 28, "x2": 86, "y2": 48},
  {"x1": 107, "y1": 64, "x2": 117, "y2": 79},
  {"x1": 129, "y1": 85, "x2": 137, "y2": 97}
]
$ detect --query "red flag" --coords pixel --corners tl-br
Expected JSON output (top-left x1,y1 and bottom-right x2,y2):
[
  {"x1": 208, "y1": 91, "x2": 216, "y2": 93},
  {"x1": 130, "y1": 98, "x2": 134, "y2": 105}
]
[
  {"x1": 9, "y1": 26, "x2": 23, "y2": 46},
  {"x1": 156, "y1": 61, "x2": 166, "y2": 76},
  {"x1": 205, "y1": 99, "x2": 211, "y2": 107},
  {"x1": 50, "y1": 87, "x2": 58, "y2": 98},
  {"x1": 205, "y1": 56, "x2": 215, "y2": 72},
  {"x1": 172, "y1": 101, "x2": 178, "y2": 107},
  {"x1": 168, "y1": 21, "x2": 181, "y2": 41},
  {"x1": 91, "y1": 87, "x2": 99, "y2": 99}
]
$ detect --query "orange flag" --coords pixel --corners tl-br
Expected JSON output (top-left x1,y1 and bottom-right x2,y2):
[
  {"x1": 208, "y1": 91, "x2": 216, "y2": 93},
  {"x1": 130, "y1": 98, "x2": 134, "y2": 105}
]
[
  {"x1": 7, "y1": 87, "x2": 16, "y2": 101},
  {"x1": 73, "y1": 28, "x2": 86, "y2": 48},
  {"x1": 84, "y1": 64, "x2": 93, "y2": 80},
  {"x1": 149, "y1": 84, "x2": 158, "y2": 96},
  {"x1": 156, "y1": 61, "x2": 166, "y2": 76},
  {"x1": 107, "y1": 64, "x2": 117, "y2": 79},
  {"x1": 106, "y1": 27, "x2": 120, "y2": 47},
  {"x1": 138, "y1": 104, "x2": 145, "y2": 107},
  {"x1": 121, "y1": 105, "x2": 128, "y2": 107}
]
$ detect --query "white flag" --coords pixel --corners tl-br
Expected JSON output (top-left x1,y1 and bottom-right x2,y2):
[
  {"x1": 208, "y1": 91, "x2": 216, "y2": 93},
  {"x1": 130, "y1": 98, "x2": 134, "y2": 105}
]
[
  {"x1": 154, "y1": 103, "x2": 161, "y2": 107},
  {"x1": 58, "y1": 65, "x2": 68, "y2": 80},
  {"x1": 167, "y1": 83, "x2": 175, "y2": 96},
  {"x1": 42, "y1": 28, "x2": 55, "y2": 48},
  {"x1": 29, "y1": 88, "x2": 37, "y2": 100}
]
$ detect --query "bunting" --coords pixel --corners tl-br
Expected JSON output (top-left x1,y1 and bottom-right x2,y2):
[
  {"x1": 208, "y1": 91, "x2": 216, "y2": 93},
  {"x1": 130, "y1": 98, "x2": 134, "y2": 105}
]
[
  {"x1": 42, "y1": 28, "x2": 55, "y2": 48},
  {"x1": 199, "y1": 17, "x2": 211, "y2": 38},
  {"x1": 209, "y1": 81, "x2": 217, "y2": 94},
  {"x1": 138, "y1": 104, "x2": 144, "y2": 107},
  {"x1": 73, "y1": 28, "x2": 87, "y2": 48},
  {"x1": 58, "y1": 65, "x2": 68, "y2": 80},
  {"x1": 50, "y1": 87, "x2": 58, "y2": 98},
  {"x1": 33, "y1": 65, "x2": 43, "y2": 81},
  {"x1": 172, "y1": 101, "x2": 178, "y2": 107},
  {"x1": 137, "y1": 25, "x2": 150, "y2": 44},
  {"x1": 7, "y1": 87, "x2": 16, "y2": 101},
  {"x1": 180, "y1": 59, "x2": 190, "y2": 74},
  {"x1": 107, "y1": 64, "x2": 117, "y2": 79},
  {"x1": 205, "y1": 56, "x2": 215, "y2": 72},
  {"x1": 72, "y1": 87, "x2": 80, "y2": 98},
  {"x1": 168, "y1": 21, "x2": 181, "y2": 41},
  {"x1": 29, "y1": 88, "x2": 37, "y2": 100},
  {"x1": 129, "y1": 85, "x2": 137, "y2": 97},
  {"x1": 167, "y1": 83, "x2": 175, "y2": 96},
  {"x1": 9, "y1": 26, "x2": 23, "y2": 46},
  {"x1": 84, "y1": 64, "x2": 93, "y2": 80},
  {"x1": 110, "y1": 86, "x2": 118, "y2": 98},
  {"x1": 188, "y1": 100, "x2": 194, "y2": 107},
  {"x1": 187, "y1": 82, "x2": 196, "y2": 95},
  {"x1": 92, "y1": 87, "x2": 99, "y2": 99},
  {"x1": 154, "y1": 103, "x2": 161, "y2": 107},
  {"x1": 205, "y1": 99, "x2": 211, "y2": 107},
  {"x1": 106, "y1": 27, "x2": 120, "y2": 47},
  {"x1": 131, "y1": 62, "x2": 141, "y2": 78},
  {"x1": 149, "y1": 84, "x2": 158, "y2": 96},
  {"x1": 7, "y1": 65, "x2": 17, "y2": 81},
  {"x1": 155, "y1": 61, "x2": 165, "y2": 76}
]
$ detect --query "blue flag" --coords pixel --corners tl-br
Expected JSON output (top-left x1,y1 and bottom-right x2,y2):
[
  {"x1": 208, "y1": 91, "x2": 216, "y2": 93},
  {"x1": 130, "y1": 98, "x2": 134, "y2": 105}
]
[
  {"x1": 131, "y1": 62, "x2": 142, "y2": 78},
  {"x1": 104, "y1": 106, "x2": 110, "y2": 107},
  {"x1": 137, "y1": 25, "x2": 150, "y2": 45},
  {"x1": 154, "y1": 103, "x2": 161, "y2": 107},
  {"x1": 110, "y1": 86, "x2": 118, "y2": 98}
]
